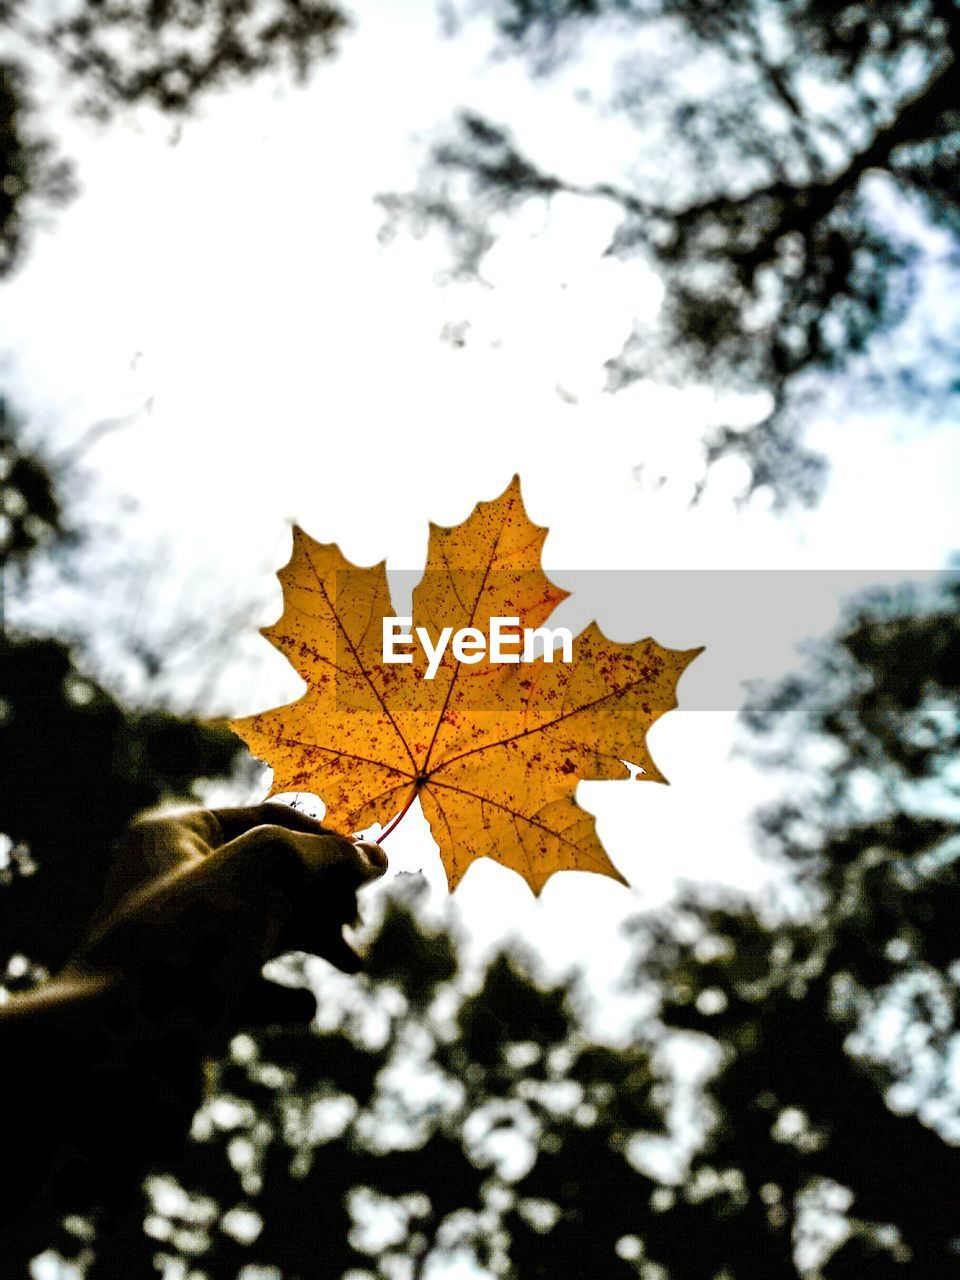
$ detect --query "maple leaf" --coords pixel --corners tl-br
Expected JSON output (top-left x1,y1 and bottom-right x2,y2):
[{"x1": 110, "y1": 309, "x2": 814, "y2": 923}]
[{"x1": 229, "y1": 477, "x2": 702, "y2": 894}]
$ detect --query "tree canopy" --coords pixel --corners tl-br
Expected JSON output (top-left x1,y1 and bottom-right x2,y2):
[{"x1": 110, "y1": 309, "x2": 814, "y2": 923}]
[
  {"x1": 383, "y1": 0, "x2": 960, "y2": 501},
  {"x1": 1, "y1": 0, "x2": 347, "y2": 275}
]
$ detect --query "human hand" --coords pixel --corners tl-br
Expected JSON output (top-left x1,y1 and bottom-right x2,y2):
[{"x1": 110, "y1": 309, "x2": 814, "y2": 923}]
[
  {"x1": 2, "y1": 802, "x2": 388, "y2": 1030},
  {"x1": 83, "y1": 801, "x2": 387, "y2": 975}
]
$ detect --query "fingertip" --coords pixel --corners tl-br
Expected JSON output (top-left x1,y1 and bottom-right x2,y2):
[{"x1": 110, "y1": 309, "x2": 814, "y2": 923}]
[{"x1": 354, "y1": 840, "x2": 388, "y2": 879}]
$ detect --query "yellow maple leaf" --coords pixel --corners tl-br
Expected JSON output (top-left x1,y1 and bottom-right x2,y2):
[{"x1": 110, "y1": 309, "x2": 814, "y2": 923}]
[{"x1": 229, "y1": 477, "x2": 702, "y2": 894}]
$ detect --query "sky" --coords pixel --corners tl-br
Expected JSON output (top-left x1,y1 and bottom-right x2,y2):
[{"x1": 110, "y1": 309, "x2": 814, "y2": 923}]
[{"x1": 3, "y1": 0, "x2": 960, "y2": 1015}]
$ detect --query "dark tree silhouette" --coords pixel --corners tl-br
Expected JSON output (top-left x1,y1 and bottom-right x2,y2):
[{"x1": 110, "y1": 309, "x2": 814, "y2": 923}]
[
  {"x1": 382, "y1": 0, "x2": 960, "y2": 501},
  {"x1": 70, "y1": 888, "x2": 670, "y2": 1280},
  {"x1": 628, "y1": 572, "x2": 960, "y2": 1275}
]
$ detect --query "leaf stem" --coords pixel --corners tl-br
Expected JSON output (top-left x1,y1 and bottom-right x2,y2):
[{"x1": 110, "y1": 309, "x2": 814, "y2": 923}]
[{"x1": 377, "y1": 780, "x2": 421, "y2": 842}]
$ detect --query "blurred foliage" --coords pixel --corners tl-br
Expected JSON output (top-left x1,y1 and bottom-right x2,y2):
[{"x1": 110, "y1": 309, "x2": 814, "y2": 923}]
[
  {"x1": 60, "y1": 890, "x2": 670, "y2": 1280},
  {"x1": 0, "y1": 397, "x2": 69, "y2": 572},
  {"x1": 1, "y1": 0, "x2": 347, "y2": 274},
  {"x1": 631, "y1": 574, "x2": 960, "y2": 1275},
  {"x1": 0, "y1": 64, "x2": 75, "y2": 279},
  {"x1": 383, "y1": 0, "x2": 960, "y2": 502}
]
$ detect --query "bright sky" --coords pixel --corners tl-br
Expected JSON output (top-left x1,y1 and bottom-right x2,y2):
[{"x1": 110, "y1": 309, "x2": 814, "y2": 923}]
[{"x1": 3, "y1": 0, "x2": 960, "y2": 1016}]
